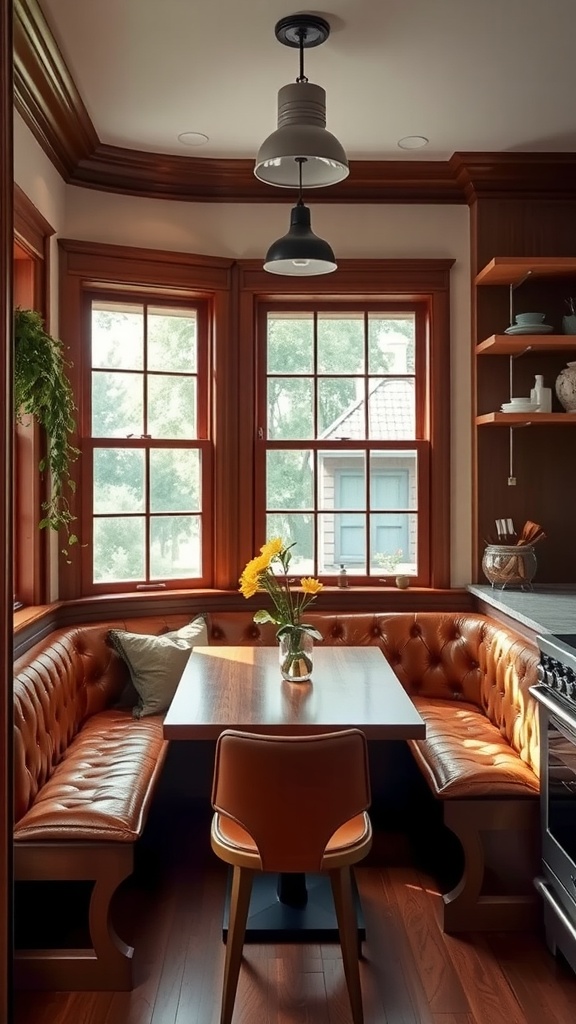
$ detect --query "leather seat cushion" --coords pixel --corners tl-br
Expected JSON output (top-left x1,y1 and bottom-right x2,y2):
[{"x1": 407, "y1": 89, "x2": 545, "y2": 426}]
[
  {"x1": 408, "y1": 698, "x2": 539, "y2": 799},
  {"x1": 214, "y1": 812, "x2": 371, "y2": 857},
  {"x1": 13, "y1": 711, "x2": 167, "y2": 842}
]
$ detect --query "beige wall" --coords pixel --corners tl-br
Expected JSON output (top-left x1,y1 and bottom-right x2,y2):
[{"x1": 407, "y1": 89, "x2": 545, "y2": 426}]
[{"x1": 13, "y1": 116, "x2": 472, "y2": 585}]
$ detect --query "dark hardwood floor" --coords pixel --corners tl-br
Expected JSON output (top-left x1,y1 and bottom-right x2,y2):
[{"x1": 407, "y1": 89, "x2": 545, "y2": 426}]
[{"x1": 12, "y1": 783, "x2": 576, "y2": 1024}]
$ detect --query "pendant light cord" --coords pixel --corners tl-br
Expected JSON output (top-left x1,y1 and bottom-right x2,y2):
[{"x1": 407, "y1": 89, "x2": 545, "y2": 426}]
[
  {"x1": 296, "y1": 27, "x2": 308, "y2": 83},
  {"x1": 296, "y1": 157, "x2": 306, "y2": 206}
]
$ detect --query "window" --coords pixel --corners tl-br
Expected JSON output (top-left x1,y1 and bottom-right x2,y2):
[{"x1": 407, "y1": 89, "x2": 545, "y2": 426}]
[
  {"x1": 83, "y1": 298, "x2": 211, "y2": 592},
  {"x1": 58, "y1": 246, "x2": 451, "y2": 597},
  {"x1": 256, "y1": 306, "x2": 429, "y2": 584}
]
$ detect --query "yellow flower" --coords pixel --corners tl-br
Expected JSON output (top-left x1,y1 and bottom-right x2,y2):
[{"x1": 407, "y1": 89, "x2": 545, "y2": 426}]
[
  {"x1": 239, "y1": 539, "x2": 323, "y2": 641},
  {"x1": 300, "y1": 577, "x2": 323, "y2": 595},
  {"x1": 239, "y1": 553, "x2": 268, "y2": 597},
  {"x1": 259, "y1": 537, "x2": 283, "y2": 565}
]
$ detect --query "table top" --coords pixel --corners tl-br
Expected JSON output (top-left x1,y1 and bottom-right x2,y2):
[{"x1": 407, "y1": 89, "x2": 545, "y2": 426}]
[{"x1": 163, "y1": 645, "x2": 426, "y2": 740}]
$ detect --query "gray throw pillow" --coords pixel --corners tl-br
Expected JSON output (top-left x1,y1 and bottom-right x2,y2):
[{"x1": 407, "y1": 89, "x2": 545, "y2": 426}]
[{"x1": 108, "y1": 616, "x2": 208, "y2": 718}]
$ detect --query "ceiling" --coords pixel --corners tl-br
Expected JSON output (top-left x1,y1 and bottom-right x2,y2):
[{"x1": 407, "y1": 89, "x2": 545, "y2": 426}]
[{"x1": 36, "y1": 0, "x2": 576, "y2": 163}]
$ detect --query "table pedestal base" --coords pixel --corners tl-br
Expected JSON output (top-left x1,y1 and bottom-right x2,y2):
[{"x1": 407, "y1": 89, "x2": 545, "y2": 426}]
[{"x1": 222, "y1": 871, "x2": 365, "y2": 943}]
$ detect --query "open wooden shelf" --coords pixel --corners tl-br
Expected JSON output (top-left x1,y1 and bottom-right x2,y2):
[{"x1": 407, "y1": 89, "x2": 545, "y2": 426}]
[
  {"x1": 476, "y1": 412, "x2": 576, "y2": 425},
  {"x1": 475, "y1": 257, "x2": 576, "y2": 287},
  {"x1": 476, "y1": 335, "x2": 576, "y2": 355}
]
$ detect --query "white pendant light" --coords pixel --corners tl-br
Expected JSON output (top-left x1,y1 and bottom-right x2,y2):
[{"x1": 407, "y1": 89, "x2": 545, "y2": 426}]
[
  {"x1": 255, "y1": 15, "x2": 348, "y2": 190},
  {"x1": 263, "y1": 157, "x2": 337, "y2": 276}
]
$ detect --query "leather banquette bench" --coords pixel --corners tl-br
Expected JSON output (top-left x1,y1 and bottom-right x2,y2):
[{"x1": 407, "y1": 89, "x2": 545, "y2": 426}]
[{"x1": 13, "y1": 608, "x2": 540, "y2": 989}]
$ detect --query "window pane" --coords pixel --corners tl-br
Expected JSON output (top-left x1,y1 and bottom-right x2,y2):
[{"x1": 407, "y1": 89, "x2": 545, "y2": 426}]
[
  {"x1": 92, "y1": 371, "x2": 143, "y2": 437},
  {"x1": 267, "y1": 314, "x2": 313, "y2": 373},
  {"x1": 267, "y1": 378, "x2": 314, "y2": 439},
  {"x1": 148, "y1": 375, "x2": 196, "y2": 438},
  {"x1": 317, "y1": 314, "x2": 364, "y2": 374},
  {"x1": 318, "y1": 451, "x2": 365, "y2": 511},
  {"x1": 148, "y1": 308, "x2": 197, "y2": 372},
  {"x1": 368, "y1": 314, "x2": 415, "y2": 374},
  {"x1": 93, "y1": 517, "x2": 145, "y2": 581},
  {"x1": 318, "y1": 378, "x2": 362, "y2": 438},
  {"x1": 93, "y1": 449, "x2": 145, "y2": 513},
  {"x1": 150, "y1": 449, "x2": 200, "y2": 512},
  {"x1": 370, "y1": 513, "x2": 417, "y2": 576},
  {"x1": 150, "y1": 516, "x2": 200, "y2": 577},
  {"x1": 265, "y1": 514, "x2": 313, "y2": 573},
  {"x1": 266, "y1": 450, "x2": 313, "y2": 509},
  {"x1": 91, "y1": 303, "x2": 144, "y2": 369},
  {"x1": 369, "y1": 452, "x2": 417, "y2": 510},
  {"x1": 368, "y1": 378, "x2": 415, "y2": 439}
]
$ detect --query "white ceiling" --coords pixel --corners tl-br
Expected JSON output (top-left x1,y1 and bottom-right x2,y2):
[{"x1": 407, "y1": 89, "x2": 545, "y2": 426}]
[{"x1": 39, "y1": 0, "x2": 576, "y2": 162}]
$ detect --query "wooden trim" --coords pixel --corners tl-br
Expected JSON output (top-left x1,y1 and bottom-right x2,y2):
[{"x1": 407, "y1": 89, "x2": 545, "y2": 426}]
[
  {"x1": 13, "y1": 0, "x2": 97, "y2": 179},
  {"x1": 14, "y1": 2, "x2": 576, "y2": 206},
  {"x1": 13, "y1": 188, "x2": 53, "y2": 607},
  {"x1": 14, "y1": 183, "x2": 54, "y2": 259},
  {"x1": 0, "y1": 0, "x2": 13, "y2": 1017}
]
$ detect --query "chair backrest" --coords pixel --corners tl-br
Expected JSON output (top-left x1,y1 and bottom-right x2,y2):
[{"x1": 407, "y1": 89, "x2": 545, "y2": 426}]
[{"x1": 211, "y1": 729, "x2": 371, "y2": 873}]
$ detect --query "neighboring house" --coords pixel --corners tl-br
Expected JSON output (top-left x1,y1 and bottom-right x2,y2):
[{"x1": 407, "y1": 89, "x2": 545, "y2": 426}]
[{"x1": 318, "y1": 333, "x2": 417, "y2": 573}]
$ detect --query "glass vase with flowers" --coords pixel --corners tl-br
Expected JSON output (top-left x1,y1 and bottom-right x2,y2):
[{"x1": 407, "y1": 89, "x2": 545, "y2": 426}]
[{"x1": 239, "y1": 538, "x2": 323, "y2": 681}]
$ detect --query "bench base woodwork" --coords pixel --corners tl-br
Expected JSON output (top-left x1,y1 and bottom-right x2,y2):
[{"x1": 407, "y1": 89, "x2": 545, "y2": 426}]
[
  {"x1": 14, "y1": 842, "x2": 135, "y2": 991},
  {"x1": 442, "y1": 799, "x2": 541, "y2": 932}
]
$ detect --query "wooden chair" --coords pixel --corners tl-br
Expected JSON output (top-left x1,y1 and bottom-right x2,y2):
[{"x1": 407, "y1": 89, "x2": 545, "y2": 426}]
[{"x1": 210, "y1": 728, "x2": 372, "y2": 1024}]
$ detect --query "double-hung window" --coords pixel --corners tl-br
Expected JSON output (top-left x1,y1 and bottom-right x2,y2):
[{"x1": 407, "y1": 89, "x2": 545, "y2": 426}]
[
  {"x1": 256, "y1": 304, "x2": 431, "y2": 584},
  {"x1": 84, "y1": 298, "x2": 210, "y2": 592}
]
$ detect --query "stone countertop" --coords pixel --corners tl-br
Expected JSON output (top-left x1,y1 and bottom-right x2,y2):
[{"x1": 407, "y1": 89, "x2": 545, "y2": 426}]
[{"x1": 468, "y1": 584, "x2": 576, "y2": 635}]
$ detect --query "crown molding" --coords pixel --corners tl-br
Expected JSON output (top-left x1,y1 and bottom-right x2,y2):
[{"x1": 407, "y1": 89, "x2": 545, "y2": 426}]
[
  {"x1": 13, "y1": 1, "x2": 576, "y2": 205},
  {"x1": 450, "y1": 152, "x2": 576, "y2": 201}
]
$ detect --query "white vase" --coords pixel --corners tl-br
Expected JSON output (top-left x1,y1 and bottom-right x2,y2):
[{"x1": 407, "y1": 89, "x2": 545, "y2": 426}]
[{"x1": 555, "y1": 361, "x2": 576, "y2": 412}]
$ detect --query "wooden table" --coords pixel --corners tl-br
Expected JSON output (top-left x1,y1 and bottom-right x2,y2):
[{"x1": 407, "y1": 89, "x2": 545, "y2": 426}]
[
  {"x1": 163, "y1": 645, "x2": 426, "y2": 941},
  {"x1": 163, "y1": 645, "x2": 426, "y2": 741}
]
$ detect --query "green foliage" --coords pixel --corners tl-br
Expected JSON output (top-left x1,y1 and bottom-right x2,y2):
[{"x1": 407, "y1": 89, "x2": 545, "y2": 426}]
[{"x1": 13, "y1": 308, "x2": 79, "y2": 541}]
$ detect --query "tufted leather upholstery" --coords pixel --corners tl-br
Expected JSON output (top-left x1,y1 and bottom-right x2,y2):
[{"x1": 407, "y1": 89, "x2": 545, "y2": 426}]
[
  {"x1": 13, "y1": 623, "x2": 169, "y2": 838},
  {"x1": 13, "y1": 609, "x2": 540, "y2": 837}
]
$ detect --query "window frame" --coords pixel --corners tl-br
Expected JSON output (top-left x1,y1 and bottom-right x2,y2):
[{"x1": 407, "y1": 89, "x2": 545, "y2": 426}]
[
  {"x1": 254, "y1": 300, "x2": 432, "y2": 585},
  {"x1": 237, "y1": 258, "x2": 453, "y2": 589},
  {"x1": 81, "y1": 292, "x2": 213, "y2": 594},
  {"x1": 58, "y1": 245, "x2": 452, "y2": 597}
]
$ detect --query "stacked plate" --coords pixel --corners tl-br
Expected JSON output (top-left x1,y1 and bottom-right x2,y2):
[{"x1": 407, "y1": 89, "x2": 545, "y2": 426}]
[
  {"x1": 505, "y1": 312, "x2": 553, "y2": 335},
  {"x1": 504, "y1": 323, "x2": 554, "y2": 335},
  {"x1": 501, "y1": 400, "x2": 539, "y2": 413}
]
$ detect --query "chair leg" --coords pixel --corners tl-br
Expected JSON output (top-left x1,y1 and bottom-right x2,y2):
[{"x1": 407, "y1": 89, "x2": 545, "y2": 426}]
[
  {"x1": 329, "y1": 867, "x2": 364, "y2": 1024},
  {"x1": 220, "y1": 866, "x2": 254, "y2": 1024}
]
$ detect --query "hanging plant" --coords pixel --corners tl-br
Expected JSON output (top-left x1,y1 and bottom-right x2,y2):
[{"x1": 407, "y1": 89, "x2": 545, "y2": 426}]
[{"x1": 13, "y1": 308, "x2": 79, "y2": 549}]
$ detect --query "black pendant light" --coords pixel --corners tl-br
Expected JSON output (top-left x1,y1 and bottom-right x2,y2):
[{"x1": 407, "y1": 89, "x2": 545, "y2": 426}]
[
  {"x1": 263, "y1": 157, "x2": 337, "y2": 276},
  {"x1": 255, "y1": 14, "x2": 348, "y2": 189}
]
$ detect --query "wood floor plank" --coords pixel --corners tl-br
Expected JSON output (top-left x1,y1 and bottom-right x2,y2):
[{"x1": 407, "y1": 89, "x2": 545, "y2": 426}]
[
  {"x1": 381, "y1": 863, "x2": 470, "y2": 1016},
  {"x1": 357, "y1": 867, "x2": 433, "y2": 1023},
  {"x1": 486, "y1": 931, "x2": 576, "y2": 1024},
  {"x1": 11, "y1": 809, "x2": 576, "y2": 1024}
]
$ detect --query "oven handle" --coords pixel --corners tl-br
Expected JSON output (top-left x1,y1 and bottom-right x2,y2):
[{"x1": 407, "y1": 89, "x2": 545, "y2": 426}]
[
  {"x1": 529, "y1": 684, "x2": 576, "y2": 738},
  {"x1": 534, "y1": 876, "x2": 576, "y2": 944}
]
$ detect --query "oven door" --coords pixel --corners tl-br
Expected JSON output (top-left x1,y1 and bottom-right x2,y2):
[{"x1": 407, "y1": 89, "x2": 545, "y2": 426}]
[{"x1": 532, "y1": 685, "x2": 576, "y2": 911}]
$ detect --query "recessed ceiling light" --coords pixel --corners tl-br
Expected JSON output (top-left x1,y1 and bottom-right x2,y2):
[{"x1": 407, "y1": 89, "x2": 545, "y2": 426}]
[
  {"x1": 397, "y1": 136, "x2": 429, "y2": 150},
  {"x1": 177, "y1": 132, "x2": 209, "y2": 147}
]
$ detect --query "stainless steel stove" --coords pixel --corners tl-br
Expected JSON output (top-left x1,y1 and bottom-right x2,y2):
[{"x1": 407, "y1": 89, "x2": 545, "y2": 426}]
[{"x1": 531, "y1": 633, "x2": 576, "y2": 975}]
